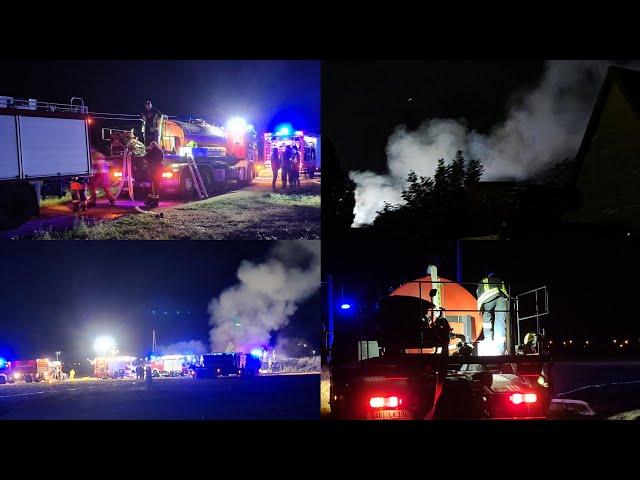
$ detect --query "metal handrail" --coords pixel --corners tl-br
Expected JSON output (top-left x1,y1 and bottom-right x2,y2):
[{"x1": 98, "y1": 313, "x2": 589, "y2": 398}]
[{"x1": 1, "y1": 97, "x2": 88, "y2": 114}]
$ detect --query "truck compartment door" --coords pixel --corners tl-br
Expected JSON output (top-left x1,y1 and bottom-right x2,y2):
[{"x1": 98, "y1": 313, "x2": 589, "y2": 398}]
[
  {"x1": 18, "y1": 116, "x2": 90, "y2": 178},
  {"x1": 0, "y1": 115, "x2": 20, "y2": 180}
]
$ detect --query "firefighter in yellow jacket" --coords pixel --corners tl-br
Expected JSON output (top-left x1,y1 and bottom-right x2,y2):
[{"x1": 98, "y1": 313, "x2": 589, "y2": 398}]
[{"x1": 476, "y1": 273, "x2": 509, "y2": 355}]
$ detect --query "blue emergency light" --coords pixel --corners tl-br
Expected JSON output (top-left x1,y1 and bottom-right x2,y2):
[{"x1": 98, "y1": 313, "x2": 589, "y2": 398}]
[
  {"x1": 340, "y1": 303, "x2": 352, "y2": 310},
  {"x1": 250, "y1": 349, "x2": 263, "y2": 357}
]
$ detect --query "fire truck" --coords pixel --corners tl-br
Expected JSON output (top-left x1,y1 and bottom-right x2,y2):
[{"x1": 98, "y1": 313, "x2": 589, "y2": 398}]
[
  {"x1": 148, "y1": 355, "x2": 191, "y2": 377},
  {"x1": 93, "y1": 356, "x2": 137, "y2": 379},
  {"x1": 0, "y1": 96, "x2": 91, "y2": 228},
  {"x1": 263, "y1": 128, "x2": 319, "y2": 178},
  {"x1": 107, "y1": 116, "x2": 259, "y2": 199},
  {"x1": 328, "y1": 271, "x2": 552, "y2": 420},
  {"x1": 193, "y1": 352, "x2": 261, "y2": 379},
  {"x1": 1, "y1": 358, "x2": 53, "y2": 383}
]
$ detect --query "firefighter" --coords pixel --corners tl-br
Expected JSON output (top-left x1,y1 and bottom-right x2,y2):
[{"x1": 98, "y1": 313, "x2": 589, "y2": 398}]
[
  {"x1": 145, "y1": 364, "x2": 152, "y2": 385},
  {"x1": 88, "y1": 148, "x2": 116, "y2": 207},
  {"x1": 145, "y1": 141, "x2": 164, "y2": 208},
  {"x1": 136, "y1": 364, "x2": 144, "y2": 380},
  {"x1": 433, "y1": 308, "x2": 452, "y2": 357},
  {"x1": 281, "y1": 144, "x2": 293, "y2": 190},
  {"x1": 142, "y1": 100, "x2": 162, "y2": 147},
  {"x1": 476, "y1": 273, "x2": 509, "y2": 355},
  {"x1": 271, "y1": 147, "x2": 281, "y2": 192},
  {"x1": 69, "y1": 368, "x2": 75, "y2": 380},
  {"x1": 69, "y1": 176, "x2": 88, "y2": 213},
  {"x1": 290, "y1": 146, "x2": 301, "y2": 192}
]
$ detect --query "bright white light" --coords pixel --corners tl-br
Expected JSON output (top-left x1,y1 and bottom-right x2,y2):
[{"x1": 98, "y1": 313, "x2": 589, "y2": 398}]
[
  {"x1": 226, "y1": 117, "x2": 247, "y2": 133},
  {"x1": 94, "y1": 336, "x2": 116, "y2": 355}
]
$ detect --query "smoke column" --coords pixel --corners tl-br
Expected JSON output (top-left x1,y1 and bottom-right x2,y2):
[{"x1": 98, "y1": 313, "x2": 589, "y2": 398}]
[
  {"x1": 349, "y1": 60, "x2": 636, "y2": 226},
  {"x1": 156, "y1": 340, "x2": 207, "y2": 355},
  {"x1": 208, "y1": 241, "x2": 320, "y2": 352}
]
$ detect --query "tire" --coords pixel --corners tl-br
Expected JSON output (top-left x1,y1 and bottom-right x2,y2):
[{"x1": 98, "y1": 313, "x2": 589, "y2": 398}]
[
  {"x1": 152, "y1": 370, "x2": 160, "y2": 378},
  {"x1": 0, "y1": 375, "x2": 6, "y2": 385},
  {"x1": 242, "y1": 166, "x2": 255, "y2": 186},
  {"x1": 180, "y1": 170, "x2": 197, "y2": 200},
  {"x1": 199, "y1": 166, "x2": 214, "y2": 193},
  {"x1": 25, "y1": 374, "x2": 33, "y2": 383}
]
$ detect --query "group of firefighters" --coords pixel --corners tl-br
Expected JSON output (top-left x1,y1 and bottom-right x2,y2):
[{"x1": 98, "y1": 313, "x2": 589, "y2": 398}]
[
  {"x1": 69, "y1": 101, "x2": 165, "y2": 212},
  {"x1": 270, "y1": 144, "x2": 301, "y2": 192}
]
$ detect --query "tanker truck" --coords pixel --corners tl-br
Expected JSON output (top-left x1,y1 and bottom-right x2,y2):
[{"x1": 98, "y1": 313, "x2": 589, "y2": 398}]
[
  {"x1": 328, "y1": 269, "x2": 552, "y2": 420},
  {"x1": 107, "y1": 116, "x2": 258, "y2": 200}
]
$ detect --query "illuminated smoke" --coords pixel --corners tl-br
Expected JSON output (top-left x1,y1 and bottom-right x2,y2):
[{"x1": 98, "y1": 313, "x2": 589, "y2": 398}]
[
  {"x1": 156, "y1": 340, "x2": 207, "y2": 355},
  {"x1": 208, "y1": 241, "x2": 320, "y2": 353},
  {"x1": 349, "y1": 60, "x2": 634, "y2": 226}
]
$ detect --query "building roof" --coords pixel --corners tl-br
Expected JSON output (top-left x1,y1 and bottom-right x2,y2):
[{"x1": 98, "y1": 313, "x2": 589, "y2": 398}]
[{"x1": 571, "y1": 66, "x2": 640, "y2": 185}]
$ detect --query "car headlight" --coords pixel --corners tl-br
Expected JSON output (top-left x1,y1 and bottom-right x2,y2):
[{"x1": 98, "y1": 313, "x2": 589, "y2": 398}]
[{"x1": 14, "y1": 372, "x2": 21, "y2": 379}]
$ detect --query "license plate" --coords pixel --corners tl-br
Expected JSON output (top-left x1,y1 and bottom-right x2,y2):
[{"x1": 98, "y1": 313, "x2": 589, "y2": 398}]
[{"x1": 373, "y1": 410, "x2": 410, "y2": 420}]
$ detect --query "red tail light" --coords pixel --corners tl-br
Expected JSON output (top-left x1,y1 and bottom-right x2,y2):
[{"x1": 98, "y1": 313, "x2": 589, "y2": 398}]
[
  {"x1": 510, "y1": 393, "x2": 537, "y2": 405},
  {"x1": 369, "y1": 396, "x2": 402, "y2": 408},
  {"x1": 113, "y1": 170, "x2": 123, "y2": 178},
  {"x1": 161, "y1": 171, "x2": 174, "y2": 179}
]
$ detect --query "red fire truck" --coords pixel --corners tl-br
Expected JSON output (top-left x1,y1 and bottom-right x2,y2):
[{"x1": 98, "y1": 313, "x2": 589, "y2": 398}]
[
  {"x1": 107, "y1": 116, "x2": 258, "y2": 199},
  {"x1": 263, "y1": 128, "x2": 319, "y2": 178},
  {"x1": 3, "y1": 359, "x2": 52, "y2": 383}
]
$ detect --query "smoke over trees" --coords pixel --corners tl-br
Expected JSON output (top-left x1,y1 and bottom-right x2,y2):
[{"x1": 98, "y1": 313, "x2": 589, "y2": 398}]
[{"x1": 349, "y1": 61, "x2": 626, "y2": 226}]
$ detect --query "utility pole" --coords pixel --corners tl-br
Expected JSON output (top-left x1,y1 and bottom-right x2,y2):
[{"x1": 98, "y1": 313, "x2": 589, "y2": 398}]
[{"x1": 152, "y1": 330, "x2": 156, "y2": 353}]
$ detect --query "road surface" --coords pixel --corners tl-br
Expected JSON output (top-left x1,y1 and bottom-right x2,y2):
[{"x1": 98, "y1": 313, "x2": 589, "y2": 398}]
[
  {"x1": 1, "y1": 173, "x2": 321, "y2": 240},
  {"x1": 0, "y1": 374, "x2": 319, "y2": 420},
  {"x1": 551, "y1": 359, "x2": 640, "y2": 419}
]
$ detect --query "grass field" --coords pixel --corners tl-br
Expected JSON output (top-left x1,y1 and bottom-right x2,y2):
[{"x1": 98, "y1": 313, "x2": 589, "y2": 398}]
[{"x1": 34, "y1": 184, "x2": 320, "y2": 240}]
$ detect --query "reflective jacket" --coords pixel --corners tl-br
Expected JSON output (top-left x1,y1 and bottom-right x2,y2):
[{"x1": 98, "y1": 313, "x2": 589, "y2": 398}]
[{"x1": 476, "y1": 276, "x2": 508, "y2": 309}]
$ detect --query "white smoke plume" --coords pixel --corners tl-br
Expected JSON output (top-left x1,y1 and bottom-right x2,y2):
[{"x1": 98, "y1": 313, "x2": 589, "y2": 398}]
[
  {"x1": 350, "y1": 60, "x2": 634, "y2": 226},
  {"x1": 156, "y1": 340, "x2": 207, "y2": 355},
  {"x1": 208, "y1": 241, "x2": 320, "y2": 353},
  {"x1": 273, "y1": 336, "x2": 316, "y2": 358}
]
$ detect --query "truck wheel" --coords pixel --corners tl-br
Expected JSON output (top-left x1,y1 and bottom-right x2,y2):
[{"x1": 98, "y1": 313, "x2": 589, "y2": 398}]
[
  {"x1": 242, "y1": 166, "x2": 255, "y2": 186},
  {"x1": 0, "y1": 375, "x2": 6, "y2": 385},
  {"x1": 180, "y1": 171, "x2": 197, "y2": 200},
  {"x1": 25, "y1": 374, "x2": 33, "y2": 383}
]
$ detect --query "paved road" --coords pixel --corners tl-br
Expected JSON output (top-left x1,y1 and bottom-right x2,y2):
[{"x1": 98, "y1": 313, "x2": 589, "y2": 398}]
[
  {"x1": 1, "y1": 173, "x2": 321, "y2": 239},
  {"x1": 0, "y1": 374, "x2": 319, "y2": 420}
]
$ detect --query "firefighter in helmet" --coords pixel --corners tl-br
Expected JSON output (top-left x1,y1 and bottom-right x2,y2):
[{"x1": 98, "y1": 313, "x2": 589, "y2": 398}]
[
  {"x1": 142, "y1": 100, "x2": 162, "y2": 147},
  {"x1": 69, "y1": 176, "x2": 88, "y2": 213},
  {"x1": 144, "y1": 141, "x2": 164, "y2": 208},
  {"x1": 476, "y1": 273, "x2": 509, "y2": 355}
]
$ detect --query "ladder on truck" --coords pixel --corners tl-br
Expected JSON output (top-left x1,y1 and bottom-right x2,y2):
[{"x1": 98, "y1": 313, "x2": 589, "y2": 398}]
[{"x1": 185, "y1": 155, "x2": 208, "y2": 200}]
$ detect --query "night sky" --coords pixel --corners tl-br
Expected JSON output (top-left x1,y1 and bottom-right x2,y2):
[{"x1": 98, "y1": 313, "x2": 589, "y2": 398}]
[
  {"x1": 324, "y1": 239, "x2": 640, "y2": 353},
  {"x1": 323, "y1": 60, "x2": 545, "y2": 172},
  {"x1": 0, "y1": 60, "x2": 320, "y2": 134},
  {"x1": 0, "y1": 242, "x2": 320, "y2": 361}
]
